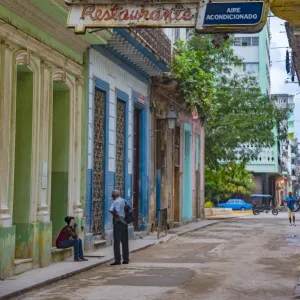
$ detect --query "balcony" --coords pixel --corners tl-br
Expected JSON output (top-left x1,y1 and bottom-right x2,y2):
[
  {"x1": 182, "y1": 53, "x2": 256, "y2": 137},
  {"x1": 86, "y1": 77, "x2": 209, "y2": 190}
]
[
  {"x1": 275, "y1": 102, "x2": 295, "y2": 110},
  {"x1": 131, "y1": 29, "x2": 171, "y2": 67},
  {"x1": 102, "y1": 28, "x2": 171, "y2": 78}
]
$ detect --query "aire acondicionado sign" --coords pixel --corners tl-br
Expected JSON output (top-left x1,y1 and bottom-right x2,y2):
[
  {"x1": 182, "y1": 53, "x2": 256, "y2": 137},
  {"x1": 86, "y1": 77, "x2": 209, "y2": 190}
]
[
  {"x1": 65, "y1": 0, "x2": 269, "y2": 34},
  {"x1": 196, "y1": 1, "x2": 267, "y2": 33}
]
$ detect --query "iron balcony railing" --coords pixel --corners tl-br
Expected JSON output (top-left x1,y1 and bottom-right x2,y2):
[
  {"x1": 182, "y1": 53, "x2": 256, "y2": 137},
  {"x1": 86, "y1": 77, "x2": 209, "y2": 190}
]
[{"x1": 131, "y1": 28, "x2": 171, "y2": 67}]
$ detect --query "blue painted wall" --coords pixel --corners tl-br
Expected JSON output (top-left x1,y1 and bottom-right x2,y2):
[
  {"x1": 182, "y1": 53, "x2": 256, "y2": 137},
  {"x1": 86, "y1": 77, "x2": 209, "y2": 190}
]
[
  {"x1": 132, "y1": 92, "x2": 150, "y2": 230},
  {"x1": 85, "y1": 50, "x2": 151, "y2": 237}
]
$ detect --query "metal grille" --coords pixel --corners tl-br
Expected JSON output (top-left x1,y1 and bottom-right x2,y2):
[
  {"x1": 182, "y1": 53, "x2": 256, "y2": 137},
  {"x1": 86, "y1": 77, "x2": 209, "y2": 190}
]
[
  {"x1": 131, "y1": 29, "x2": 171, "y2": 66},
  {"x1": 92, "y1": 89, "x2": 105, "y2": 235},
  {"x1": 116, "y1": 100, "x2": 126, "y2": 197}
]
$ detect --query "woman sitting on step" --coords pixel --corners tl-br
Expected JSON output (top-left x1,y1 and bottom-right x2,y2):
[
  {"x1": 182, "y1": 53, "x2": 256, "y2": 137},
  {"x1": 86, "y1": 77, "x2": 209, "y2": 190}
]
[{"x1": 56, "y1": 216, "x2": 88, "y2": 262}]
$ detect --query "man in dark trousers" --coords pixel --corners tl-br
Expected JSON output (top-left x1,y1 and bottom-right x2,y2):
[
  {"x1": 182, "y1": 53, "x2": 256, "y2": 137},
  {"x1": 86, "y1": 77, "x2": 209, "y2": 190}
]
[{"x1": 109, "y1": 190, "x2": 129, "y2": 265}]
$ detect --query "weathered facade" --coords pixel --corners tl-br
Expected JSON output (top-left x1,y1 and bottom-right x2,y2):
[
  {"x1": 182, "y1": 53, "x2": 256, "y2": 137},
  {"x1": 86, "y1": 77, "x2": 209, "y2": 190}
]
[
  {"x1": 150, "y1": 78, "x2": 204, "y2": 229},
  {"x1": 0, "y1": 0, "x2": 205, "y2": 279},
  {"x1": 0, "y1": 0, "x2": 111, "y2": 279},
  {"x1": 85, "y1": 28, "x2": 171, "y2": 248}
]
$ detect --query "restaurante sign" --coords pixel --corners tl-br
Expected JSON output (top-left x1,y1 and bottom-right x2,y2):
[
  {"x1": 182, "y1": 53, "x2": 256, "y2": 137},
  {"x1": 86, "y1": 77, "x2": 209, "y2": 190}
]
[{"x1": 67, "y1": 3, "x2": 198, "y2": 33}]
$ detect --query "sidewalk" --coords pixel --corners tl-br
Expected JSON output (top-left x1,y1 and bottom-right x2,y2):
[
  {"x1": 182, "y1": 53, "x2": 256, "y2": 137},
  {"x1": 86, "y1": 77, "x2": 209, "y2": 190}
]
[{"x1": 0, "y1": 220, "x2": 218, "y2": 299}]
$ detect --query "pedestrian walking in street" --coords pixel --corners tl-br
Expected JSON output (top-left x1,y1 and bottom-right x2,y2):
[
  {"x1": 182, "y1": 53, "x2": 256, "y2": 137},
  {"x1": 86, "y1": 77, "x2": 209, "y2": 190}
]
[
  {"x1": 56, "y1": 216, "x2": 88, "y2": 262},
  {"x1": 109, "y1": 190, "x2": 129, "y2": 266},
  {"x1": 285, "y1": 192, "x2": 296, "y2": 226}
]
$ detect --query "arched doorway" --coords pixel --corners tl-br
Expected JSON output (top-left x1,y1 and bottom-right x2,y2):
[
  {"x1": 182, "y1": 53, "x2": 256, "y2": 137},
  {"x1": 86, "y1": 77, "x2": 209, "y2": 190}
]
[
  {"x1": 50, "y1": 81, "x2": 70, "y2": 244},
  {"x1": 13, "y1": 65, "x2": 34, "y2": 259}
]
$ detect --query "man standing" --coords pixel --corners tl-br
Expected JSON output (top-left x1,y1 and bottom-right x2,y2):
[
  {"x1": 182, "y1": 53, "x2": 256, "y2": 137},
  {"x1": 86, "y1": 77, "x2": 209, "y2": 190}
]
[
  {"x1": 285, "y1": 192, "x2": 296, "y2": 226},
  {"x1": 109, "y1": 190, "x2": 129, "y2": 265}
]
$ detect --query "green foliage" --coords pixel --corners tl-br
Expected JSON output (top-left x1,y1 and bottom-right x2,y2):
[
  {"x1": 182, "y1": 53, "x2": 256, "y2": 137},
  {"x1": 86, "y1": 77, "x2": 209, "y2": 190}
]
[
  {"x1": 172, "y1": 32, "x2": 290, "y2": 165},
  {"x1": 172, "y1": 40, "x2": 214, "y2": 119},
  {"x1": 205, "y1": 162, "x2": 255, "y2": 202},
  {"x1": 205, "y1": 200, "x2": 214, "y2": 208}
]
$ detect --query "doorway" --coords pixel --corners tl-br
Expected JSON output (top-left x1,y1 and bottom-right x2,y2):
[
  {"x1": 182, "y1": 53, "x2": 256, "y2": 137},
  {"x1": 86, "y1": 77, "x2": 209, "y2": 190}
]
[
  {"x1": 155, "y1": 119, "x2": 164, "y2": 219},
  {"x1": 174, "y1": 167, "x2": 180, "y2": 222},
  {"x1": 50, "y1": 82, "x2": 70, "y2": 244},
  {"x1": 13, "y1": 65, "x2": 34, "y2": 258},
  {"x1": 133, "y1": 109, "x2": 141, "y2": 231},
  {"x1": 115, "y1": 99, "x2": 126, "y2": 196},
  {"x1": 174, "y1": 126, "x2": 181, "y2": 222},
  {"x1": 183, "y1": 125, "x2": 192, "y2": 221},
  {"x1": 92, "y1": 88, "x2": 106, "y2": 236}
]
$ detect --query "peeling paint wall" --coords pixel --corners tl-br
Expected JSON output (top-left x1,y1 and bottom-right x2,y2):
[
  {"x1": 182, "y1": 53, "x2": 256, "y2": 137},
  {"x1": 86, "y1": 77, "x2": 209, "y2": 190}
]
[
  {"x1": 150, "y1": 85, "x2": 203, "y2": 227},
  {"x1": 0, "y1": 13, "x2": 86, "y2": 278},
  {"x1": 0, "y1": 227, "x2": 15, "y2": 279}
]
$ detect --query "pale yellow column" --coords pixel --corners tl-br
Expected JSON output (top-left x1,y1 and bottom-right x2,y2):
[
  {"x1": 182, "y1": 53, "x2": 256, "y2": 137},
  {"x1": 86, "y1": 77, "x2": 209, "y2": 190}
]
[
  {"x1": 0, "y1": 40, "x2": 14, "y2": 227},
  {"x1": 73, "y1": 78, "x2": 83, "y2": 218}
]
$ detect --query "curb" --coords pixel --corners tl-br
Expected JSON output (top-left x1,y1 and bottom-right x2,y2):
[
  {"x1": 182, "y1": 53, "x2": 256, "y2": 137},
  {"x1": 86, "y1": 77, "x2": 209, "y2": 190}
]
[
  {"x1": 1, "y1": 241, "x2": 158, "y2": 300},
  {"x1": 1, "y1": 221, "x2": 219, "y2": 299}
]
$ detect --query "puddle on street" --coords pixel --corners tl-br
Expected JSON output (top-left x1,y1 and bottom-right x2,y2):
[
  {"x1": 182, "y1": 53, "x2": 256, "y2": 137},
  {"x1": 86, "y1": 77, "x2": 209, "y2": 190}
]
[{"x1": 287, "y1": 235, "x2": 300, "y2": 245}]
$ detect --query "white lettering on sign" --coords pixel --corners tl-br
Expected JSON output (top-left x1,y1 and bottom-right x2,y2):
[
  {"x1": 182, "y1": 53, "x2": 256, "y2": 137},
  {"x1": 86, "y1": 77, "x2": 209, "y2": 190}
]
[
  {"x1": 206, "y1": 13, "x2": 258, "y2": 20},
  {"x1": 67, "y1": 4, "x2": 198, "y2": 33},
  {"x1": 227, "y1": 8, "x2": 241, "y2": 13}
]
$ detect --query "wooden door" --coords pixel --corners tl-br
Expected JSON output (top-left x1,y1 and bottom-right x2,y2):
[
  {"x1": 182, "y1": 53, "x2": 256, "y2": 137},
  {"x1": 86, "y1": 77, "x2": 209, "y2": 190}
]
[
  {"x1": 133, "y1": 109, "x2": 140, "y2": 231},
  {"x1": 174, "y1": 166, "x2": 180, "y2": 222}
]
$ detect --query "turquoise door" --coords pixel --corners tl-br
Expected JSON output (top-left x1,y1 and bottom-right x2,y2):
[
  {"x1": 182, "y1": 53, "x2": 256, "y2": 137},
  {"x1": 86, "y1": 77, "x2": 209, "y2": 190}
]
[{"x1": 183, "y1": 123, "x2": 192, "y2": 221}]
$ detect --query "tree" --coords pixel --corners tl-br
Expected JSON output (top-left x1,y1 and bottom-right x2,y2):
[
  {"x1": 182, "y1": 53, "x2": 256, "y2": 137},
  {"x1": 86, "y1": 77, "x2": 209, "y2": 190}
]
[
  {"x1": 172, "y1": 32, "x2": 290, "y2": 166},
  {"x1": 205, "y1": 162, "x2": 255, "y2": 204}
]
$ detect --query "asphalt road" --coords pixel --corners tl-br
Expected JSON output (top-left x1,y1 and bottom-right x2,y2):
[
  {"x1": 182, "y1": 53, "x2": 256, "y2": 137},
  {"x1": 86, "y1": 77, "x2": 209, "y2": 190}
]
[{"x1": 15, "y1": 215, "x2": 300, "y2": 300}]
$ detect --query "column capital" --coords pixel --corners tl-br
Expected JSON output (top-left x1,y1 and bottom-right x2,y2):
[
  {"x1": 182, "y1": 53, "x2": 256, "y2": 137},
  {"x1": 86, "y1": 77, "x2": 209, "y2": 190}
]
[
  {"x1": 40, "y1": 59, "x2": 52, "y2": 70},
  {"x1": 75, "y1": 77, "x2": 84, "y2": 87},
  {"x1": 0, "y1": 39, "x2": 15, "y2": 52}
]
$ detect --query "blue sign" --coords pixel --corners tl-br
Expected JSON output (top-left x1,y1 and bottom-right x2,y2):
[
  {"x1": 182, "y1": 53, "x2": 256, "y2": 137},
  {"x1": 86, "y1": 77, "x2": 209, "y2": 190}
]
[{"x1": 203, "y1": 2, "x2": 264, "y2": 26}]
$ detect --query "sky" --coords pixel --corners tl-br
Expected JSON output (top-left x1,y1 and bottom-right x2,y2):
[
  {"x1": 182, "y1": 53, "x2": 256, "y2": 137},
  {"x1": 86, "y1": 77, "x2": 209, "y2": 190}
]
[{"x1": 270, "y1": 17, "x2": 300, "y2": 138}]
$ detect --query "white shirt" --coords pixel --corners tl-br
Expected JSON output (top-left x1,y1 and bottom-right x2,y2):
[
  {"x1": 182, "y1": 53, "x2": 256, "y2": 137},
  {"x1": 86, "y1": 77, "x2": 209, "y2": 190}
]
[{"x1": 109, "y1": 197, "x2": 125, "y2": 218}]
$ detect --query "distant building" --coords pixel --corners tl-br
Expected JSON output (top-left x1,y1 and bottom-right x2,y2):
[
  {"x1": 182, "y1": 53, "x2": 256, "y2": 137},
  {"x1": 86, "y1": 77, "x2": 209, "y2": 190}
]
[
  {"x1": 273, "y1": 94, "x2": 297, "y2": 199},
  {"x1": 232, "y1": 23, "x2": 278, "y2": 200}
]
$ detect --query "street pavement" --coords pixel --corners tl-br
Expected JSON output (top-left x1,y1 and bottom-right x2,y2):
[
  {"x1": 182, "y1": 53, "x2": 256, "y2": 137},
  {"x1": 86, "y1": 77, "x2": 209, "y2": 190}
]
[{"x1": 11, "y1": 213, "x2": 300, "y2": 300}]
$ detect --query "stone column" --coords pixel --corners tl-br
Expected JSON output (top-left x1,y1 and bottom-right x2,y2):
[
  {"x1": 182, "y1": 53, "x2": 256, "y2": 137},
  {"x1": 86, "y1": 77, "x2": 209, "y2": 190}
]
[
  {"x1": 0, "y1": 40, "x2": 14, "y2": 228},
  {"x1": 73, "y1": 78, "x2": 83, "y2": 219},
  {"x1": 36, "y1": 60, "x2": 52, "y2": 223},
  {"x1": 0, "y1": 40, "x2": 16, "y2": 279}
]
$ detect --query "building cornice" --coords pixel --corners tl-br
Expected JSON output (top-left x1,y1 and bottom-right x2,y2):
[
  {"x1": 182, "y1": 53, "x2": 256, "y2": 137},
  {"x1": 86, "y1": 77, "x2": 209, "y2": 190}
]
[{"x1": 0, "y1": 21, "x2": 83, "y2": 78}]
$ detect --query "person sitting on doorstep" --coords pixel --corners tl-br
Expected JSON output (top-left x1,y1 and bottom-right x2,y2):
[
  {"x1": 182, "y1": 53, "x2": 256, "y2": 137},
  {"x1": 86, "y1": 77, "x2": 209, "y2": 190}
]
[{"x1": 56, "y1": 216, "x2": 88, "y2": 262}]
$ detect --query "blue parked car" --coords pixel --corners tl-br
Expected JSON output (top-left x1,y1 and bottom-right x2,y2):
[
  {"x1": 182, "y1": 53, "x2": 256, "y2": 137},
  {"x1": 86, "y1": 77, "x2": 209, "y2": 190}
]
[{"x1": 218, "y1": 199, "x2": 252, "y2": 211}]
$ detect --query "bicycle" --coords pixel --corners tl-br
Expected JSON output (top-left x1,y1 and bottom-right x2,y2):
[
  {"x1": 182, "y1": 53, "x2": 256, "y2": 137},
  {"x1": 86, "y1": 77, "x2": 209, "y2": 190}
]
[{"x1": 288, "y1": 198, "x2": 300, "y2": 212}]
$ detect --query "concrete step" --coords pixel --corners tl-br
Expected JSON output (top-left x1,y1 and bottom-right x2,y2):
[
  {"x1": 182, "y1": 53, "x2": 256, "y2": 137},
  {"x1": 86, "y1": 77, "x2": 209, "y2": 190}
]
[
  {"x1": 173, "y1": 222, "x2": 181, "y2": 228},
  {"x1": 51, "y1": 247, "x2": 73, "y2": 263},
  {"x1": 14, "y1": 258, "x2": 33, "y2": 275},
  {"x1": 93, "y1": 239, "x2": 107, "y2": 251}
]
